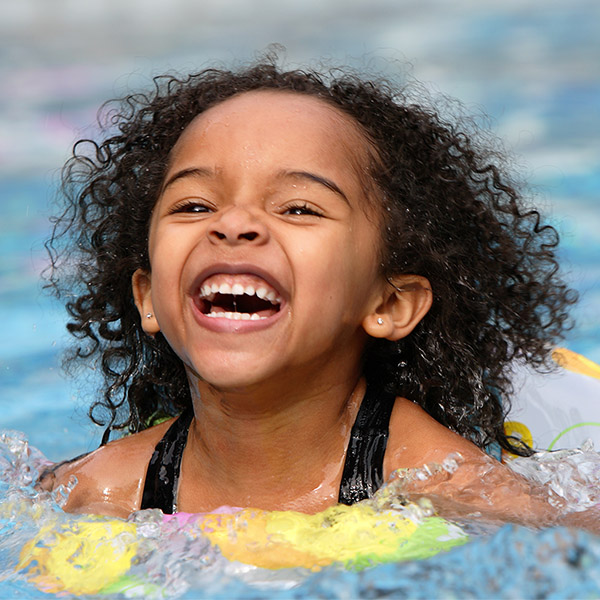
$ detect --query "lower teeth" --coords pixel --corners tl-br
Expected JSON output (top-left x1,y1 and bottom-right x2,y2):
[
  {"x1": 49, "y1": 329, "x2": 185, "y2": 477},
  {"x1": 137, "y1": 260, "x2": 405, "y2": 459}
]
[{"x1": 206, "y1": 312, "x2": 265, "y2": 321}]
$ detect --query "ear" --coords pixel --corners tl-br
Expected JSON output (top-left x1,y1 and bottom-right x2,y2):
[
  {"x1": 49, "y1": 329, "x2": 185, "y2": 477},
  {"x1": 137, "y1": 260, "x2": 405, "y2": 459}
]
[
  {"x1": 132, "y1": 269, "x2": 160, "y2": 335},
  {"x1": 362, "y1": 275, "x2": 432, "y2": 341}
]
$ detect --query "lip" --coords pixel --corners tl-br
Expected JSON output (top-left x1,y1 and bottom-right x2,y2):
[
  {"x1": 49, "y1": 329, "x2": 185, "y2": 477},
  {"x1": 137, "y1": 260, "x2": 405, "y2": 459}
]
[{"x1": 188, "y1": 263, "x2": 288, "y2": 333}]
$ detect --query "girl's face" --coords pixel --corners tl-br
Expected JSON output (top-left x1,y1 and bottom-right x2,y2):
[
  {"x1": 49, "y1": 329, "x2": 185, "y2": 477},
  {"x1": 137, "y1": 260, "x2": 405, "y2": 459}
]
[{"x1": 135, "y1": 90, "x2": 388, "y2": 392}]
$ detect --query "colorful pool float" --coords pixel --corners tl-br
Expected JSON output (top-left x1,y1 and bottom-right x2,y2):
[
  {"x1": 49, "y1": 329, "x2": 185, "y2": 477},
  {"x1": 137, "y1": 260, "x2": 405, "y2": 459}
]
[{"x1": 17, "y1": 501, "x2": 468, "y2": 595}]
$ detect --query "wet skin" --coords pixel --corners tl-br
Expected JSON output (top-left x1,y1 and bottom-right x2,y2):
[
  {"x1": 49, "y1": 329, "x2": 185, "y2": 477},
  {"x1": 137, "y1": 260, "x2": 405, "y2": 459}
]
[{"x1": 47, "y1": 91, "x2": 585, "y2": 529}]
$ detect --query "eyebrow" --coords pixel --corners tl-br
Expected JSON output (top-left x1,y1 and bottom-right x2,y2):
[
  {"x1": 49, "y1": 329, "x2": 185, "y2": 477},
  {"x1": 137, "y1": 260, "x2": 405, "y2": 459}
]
[
  {"x1": 279, "y1": 170, "x2": 349, "y2": 204},
  {"x1": 161, "y1": 167, "x2": 214, "y2": 193}
]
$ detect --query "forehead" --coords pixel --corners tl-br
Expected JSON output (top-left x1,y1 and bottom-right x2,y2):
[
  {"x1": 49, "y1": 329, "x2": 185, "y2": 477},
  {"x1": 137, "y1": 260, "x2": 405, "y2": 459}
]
[{"x1": 168, "y1": 90, "x2": 373, "y2": 174}]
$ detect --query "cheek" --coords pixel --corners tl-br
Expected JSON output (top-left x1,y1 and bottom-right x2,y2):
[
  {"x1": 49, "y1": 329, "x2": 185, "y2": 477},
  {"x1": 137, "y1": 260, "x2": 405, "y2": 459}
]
[
  {"x1": 296, "y1": 228, "x2": 380, "y2": 310},
  {"x1": 339, "y1": 220, "x2": 382, "y2": 278},
  {"x1": 338, "y1": 224, "x2": 385, "y2": 313},
  {"x1": 146, "y1": 232, "x2": 188, "y2": 320},
  {"x1": 148, "y1": 223, "x2": 190, "y2": 278}
]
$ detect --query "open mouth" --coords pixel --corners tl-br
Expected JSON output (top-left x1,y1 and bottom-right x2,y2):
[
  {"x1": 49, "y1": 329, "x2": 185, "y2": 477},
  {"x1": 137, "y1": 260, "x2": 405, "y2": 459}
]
[{"x1": 196, "y1": 277, "x2": 283, "y2": 321}]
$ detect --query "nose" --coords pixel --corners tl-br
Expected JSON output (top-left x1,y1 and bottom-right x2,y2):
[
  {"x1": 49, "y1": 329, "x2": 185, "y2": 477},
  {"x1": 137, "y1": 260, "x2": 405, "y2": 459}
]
[{"x1": 208, "y1": 206, "x2": 269, "y2": 246}]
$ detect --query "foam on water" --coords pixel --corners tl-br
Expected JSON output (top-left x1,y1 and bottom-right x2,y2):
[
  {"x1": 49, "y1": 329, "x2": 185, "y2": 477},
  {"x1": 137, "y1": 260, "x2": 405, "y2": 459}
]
[
  {"x1": 509, "y1": 441, "x2": 600, "y2": 511},
  {"x1": 3, "y1": 430, "x2": 600, "y2": 599}
]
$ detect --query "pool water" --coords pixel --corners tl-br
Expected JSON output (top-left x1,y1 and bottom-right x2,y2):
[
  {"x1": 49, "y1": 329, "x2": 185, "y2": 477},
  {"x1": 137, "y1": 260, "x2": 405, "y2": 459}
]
[
  {"x1": 3, "y1": 431, "x2": 600, "y2": 599},
  {"x1": 2, "y1": 2, "x2": 599, "y2": 462}
]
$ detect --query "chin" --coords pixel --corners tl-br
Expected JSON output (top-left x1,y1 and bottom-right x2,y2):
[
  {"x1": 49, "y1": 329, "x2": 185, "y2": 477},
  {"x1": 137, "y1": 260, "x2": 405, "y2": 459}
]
[{"x1": 189, "y1": 359, "x2": 278, "y2": 394}]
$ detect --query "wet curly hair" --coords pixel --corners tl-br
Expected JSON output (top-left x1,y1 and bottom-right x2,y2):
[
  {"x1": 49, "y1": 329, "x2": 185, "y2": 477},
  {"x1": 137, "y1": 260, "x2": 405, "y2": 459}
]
[{"x1": 46, "y1": 59, "x2": 577, "y2": 454}]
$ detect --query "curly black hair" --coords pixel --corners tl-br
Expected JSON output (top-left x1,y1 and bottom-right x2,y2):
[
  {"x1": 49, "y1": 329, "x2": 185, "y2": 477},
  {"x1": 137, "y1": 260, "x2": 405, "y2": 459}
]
[{"x1": 46, "y1": 58, "x2": 577, "y2": 454}]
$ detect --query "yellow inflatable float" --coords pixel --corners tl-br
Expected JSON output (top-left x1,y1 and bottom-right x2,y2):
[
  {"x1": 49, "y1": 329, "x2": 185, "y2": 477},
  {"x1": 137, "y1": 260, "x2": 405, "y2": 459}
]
[{"x1": 17, "y1": 501, "x2": 468, "y2": 596}]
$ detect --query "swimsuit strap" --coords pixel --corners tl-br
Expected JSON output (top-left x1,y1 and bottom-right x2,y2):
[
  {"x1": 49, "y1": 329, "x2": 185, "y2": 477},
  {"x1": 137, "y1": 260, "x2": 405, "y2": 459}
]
[
  {"x1": 140, "y1": 408, "x2": 194, "y2": 514},
  {"x1": 140, "y1": 384, "x2": 395, "y2": 513},
  {"x1": 337, "y1": 383, "x2": 395, "y2": 505}
]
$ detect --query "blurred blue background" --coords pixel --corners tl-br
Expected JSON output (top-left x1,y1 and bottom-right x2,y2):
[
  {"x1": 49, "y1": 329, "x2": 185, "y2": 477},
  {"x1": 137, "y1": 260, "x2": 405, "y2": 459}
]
[{"x1": 1, "y1": 0, "x2": 598, "y2": 460}]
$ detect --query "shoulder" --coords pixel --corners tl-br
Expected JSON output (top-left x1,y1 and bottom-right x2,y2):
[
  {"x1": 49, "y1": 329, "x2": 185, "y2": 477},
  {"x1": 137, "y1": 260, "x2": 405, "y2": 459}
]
[
  {"x1": 44, "y1": 419, "x2": 175, "y2": 517},
  {"x1": 384, "y1": 396, "x2": 487, "y2": 477},
  {"x1": 382, "y1": 397, "x2": 570, "y2": 528}
]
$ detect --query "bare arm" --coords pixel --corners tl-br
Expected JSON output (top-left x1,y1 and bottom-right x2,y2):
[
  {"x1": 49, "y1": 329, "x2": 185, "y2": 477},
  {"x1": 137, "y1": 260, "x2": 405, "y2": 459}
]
[
  {"x1": 385, "y1": 398, "x2": 600, "y2": 533},
  {"x1": 40, "y1": 420, "x2": 173, "y2": 518}
]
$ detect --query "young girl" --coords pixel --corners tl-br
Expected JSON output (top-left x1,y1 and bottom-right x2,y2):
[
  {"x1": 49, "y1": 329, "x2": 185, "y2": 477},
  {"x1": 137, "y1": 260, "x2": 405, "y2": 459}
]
[{"x1": 43, "y1": 60, "x2": 580, "y2": 524}]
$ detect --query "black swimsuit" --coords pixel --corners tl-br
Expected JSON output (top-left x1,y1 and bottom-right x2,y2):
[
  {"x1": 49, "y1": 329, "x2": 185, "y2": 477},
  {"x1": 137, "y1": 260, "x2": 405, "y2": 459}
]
[{"x1": 140, "y1": 383, "x2": 395, "y2": 513}]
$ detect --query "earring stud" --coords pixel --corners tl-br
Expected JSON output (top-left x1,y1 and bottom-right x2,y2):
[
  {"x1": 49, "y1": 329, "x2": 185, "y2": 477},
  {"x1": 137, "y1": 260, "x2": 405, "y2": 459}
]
[
  {"x1": 377, "y1": 317, "x2": 384, "y2": 325},
  {"x1": 146, "y1": 313, "x2": 153, "y2": 319}
]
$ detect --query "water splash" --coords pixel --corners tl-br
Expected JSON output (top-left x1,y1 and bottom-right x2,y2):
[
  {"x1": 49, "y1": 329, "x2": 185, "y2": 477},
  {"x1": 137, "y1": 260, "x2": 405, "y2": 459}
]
[
  {"x1": 509, "y1": 440, "x2": 600, "y2": 511},
  {"x1": 3, "y1": 431, "x2": 600, "y2": 598},
  {"x1": 0, "y1": 430, "x2": 465, "y2": 597}
]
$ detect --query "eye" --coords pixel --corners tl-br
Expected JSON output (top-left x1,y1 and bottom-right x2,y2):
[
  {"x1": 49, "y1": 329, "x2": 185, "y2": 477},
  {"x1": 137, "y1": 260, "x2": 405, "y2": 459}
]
[
  {"x1": 283, "y1": 203, "x2": 324, "y2": 217},
  {"x1": 168, "y1": 200, "x2": 213, "y2": 215}
]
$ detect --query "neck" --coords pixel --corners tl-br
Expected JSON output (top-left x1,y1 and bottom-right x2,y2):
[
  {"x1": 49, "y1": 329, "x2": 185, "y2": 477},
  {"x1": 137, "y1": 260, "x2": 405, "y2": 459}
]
[{"x1": 180, "y1": 374, "x2": 366, "y2": 512}]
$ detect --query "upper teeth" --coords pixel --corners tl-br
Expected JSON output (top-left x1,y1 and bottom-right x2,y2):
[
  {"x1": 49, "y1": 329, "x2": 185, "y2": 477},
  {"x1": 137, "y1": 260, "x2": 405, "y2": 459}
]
[{"x1": 200, "y1": 282, "x2": 281, "y2": 304}]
